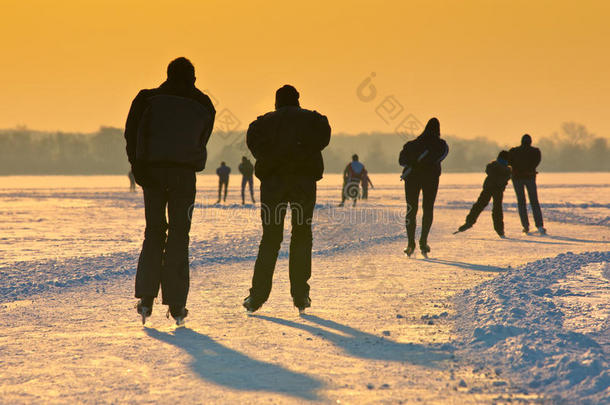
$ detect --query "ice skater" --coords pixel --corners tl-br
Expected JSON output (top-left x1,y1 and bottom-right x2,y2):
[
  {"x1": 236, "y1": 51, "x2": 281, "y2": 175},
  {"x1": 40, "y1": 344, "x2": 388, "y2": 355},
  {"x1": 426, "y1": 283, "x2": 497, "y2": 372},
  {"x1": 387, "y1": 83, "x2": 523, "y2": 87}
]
[
  {"x1": 361, "y1": 169, "x2": 374, "y2": 200},
  {"x1": 399, "y1": 117, "x2": 449, "y2": 257},
  {"x1": 128, "y1": 170, "x2": 136, "y2": 192},
  {"x1": 339, "y1": 154, "x2": 364, "y2": 207},
  {"x1": 124, "y1": 57, "x2": 216, "y2": 325},
  {"x1": 454, "y1": 151, "x2": 511, "y2": 238},
  {"x1": 509, "y1": 134, "x2": 546, "y2": 234},
  {"x1": 238, "y1": 156, "x2": 255, "y2": 204},
  {"x1": 243, "y1": 84, "x2": 331, "y2": 313},
  {"x1": 215, "y1": 161, "x2": 230, "y2": 203}
]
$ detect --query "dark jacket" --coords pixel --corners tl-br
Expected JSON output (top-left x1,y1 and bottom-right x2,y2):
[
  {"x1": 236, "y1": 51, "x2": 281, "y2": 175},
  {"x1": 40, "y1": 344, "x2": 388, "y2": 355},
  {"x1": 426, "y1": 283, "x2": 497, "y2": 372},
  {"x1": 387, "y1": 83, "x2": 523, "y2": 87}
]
[
  {"x1": 508, "y1": 145, "x2": 541, "y2": 179},
  {"x1": 238, "y1": 160, "x2": 254, "y2": 177},
  {"x1": 124, "y1": 81, "x2": 216, "y2": 171},
  {"x1": 483, "y1": 160, "x2": 512, "y2": 191},
  {"x1": 399, "y1": 135, "x2": 449, "y2": 178},
  {"x1": 246, "y1": 106, "x2": 331, "y2": 180}
]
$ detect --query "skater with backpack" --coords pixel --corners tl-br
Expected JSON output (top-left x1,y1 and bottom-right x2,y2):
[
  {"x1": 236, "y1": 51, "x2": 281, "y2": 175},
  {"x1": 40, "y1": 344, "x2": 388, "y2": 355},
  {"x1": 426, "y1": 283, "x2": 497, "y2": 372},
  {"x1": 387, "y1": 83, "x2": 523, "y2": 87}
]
[
  {"x1": 339, "y1": 154, "x2": 365, "y2": 207},
  {"x1": 399, "y1": 117, "x2": 448, "y2": 257},
  {"x1": 243, "y1": 85, "x2": 331, "y2": 313},
  {"x1": 454, "y1": 151, "x2": 512, "y2": 238},
  {"x1": 124, "y1": 57, "x2": 216, "y2": 325}
]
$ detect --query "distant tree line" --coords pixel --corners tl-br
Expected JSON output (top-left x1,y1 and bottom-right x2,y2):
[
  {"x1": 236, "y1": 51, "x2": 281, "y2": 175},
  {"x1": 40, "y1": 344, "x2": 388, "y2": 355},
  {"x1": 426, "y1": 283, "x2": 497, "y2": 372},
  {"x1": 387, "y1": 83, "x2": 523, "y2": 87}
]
[{"x1": 0, "y1": 122, "x2": 607, "y2": 175}]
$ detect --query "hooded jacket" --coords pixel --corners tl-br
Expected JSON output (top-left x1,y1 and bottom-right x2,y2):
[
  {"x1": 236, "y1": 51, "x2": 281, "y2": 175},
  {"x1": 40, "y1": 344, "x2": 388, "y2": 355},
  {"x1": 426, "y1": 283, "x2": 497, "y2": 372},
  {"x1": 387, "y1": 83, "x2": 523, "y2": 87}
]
[
  {"x1": 246, "y1": 106, "x2": 331, "y2": 180},
  {"x1": 483, "y1": 159, "x2": 512, "y2": 190},
  {"x1": 124, "y1": 81, "x2": 216, "y2": 171},
  {"x1": 399, "y1": 118, "x2": 449, "y2": 178}
]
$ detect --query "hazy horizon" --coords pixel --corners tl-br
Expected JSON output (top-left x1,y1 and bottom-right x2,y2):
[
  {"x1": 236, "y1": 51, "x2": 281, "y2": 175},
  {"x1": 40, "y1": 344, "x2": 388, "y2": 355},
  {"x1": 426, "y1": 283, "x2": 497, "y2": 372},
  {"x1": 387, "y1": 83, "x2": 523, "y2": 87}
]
[{"x1": 2, "y1": 0, "x2": 610, "y2": 143}]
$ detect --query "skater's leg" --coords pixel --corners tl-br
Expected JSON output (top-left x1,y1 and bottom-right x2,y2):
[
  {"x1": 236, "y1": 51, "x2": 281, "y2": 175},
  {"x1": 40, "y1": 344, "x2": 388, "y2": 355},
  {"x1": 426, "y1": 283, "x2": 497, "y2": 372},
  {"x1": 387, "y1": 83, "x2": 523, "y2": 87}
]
[
  {"x1": 135, "y1": 173, "x2": 168, "y2": 300},
  {"x1": 217, "y1": 179, "x2": 222, "y2": 202},
  {"x1": 251, "y1": 178, "x2": 287, "y2": 304},
  {"x1": 288, "y1": 179, "x2": 316, "y2": 302},
  {"x1": 404, "y1": 178, "x2": 420, "y2": 246},
  {"x1": 420, "y1": 176, "x2": 439, "y2": 244},
  {"x1": 525, "y1": 178, "x2": 544, "y2": 228},
  {"x1": 248, "y1": 177, "x2": 255, "y2": 202},
  {"x1": 241, "y1": 176, "x2": 247, "y2": 204},
  {"x1": 492, "y1": 189, "x2": 505, "y2": 235},
  {"x1": 512, "y1": 179, "x2": 529, "y2": 230},
  {"x1": 223, "y1": 179, "x2": 228, "y2": 202},
  {"x1": 465, "y1": 188, "x2": 492, "y2": 226},
  {"x1": 161, "y1": 169, "x2": 196, "y2": 307}
]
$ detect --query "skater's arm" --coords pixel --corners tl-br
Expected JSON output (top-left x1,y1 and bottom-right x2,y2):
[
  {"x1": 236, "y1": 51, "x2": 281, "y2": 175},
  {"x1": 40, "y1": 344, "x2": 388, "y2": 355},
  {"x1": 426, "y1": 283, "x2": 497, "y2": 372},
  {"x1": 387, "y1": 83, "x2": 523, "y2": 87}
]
[{"x1": 124, "y1": 91, "x2": 147, "y2": 165}]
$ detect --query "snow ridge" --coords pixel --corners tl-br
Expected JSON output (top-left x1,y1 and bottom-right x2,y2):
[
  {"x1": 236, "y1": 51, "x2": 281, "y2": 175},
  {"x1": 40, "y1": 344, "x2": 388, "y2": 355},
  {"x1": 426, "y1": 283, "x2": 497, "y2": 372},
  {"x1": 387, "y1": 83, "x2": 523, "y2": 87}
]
[{"x1": 454, "y1": 251, "x2": 610, "y2": 403}]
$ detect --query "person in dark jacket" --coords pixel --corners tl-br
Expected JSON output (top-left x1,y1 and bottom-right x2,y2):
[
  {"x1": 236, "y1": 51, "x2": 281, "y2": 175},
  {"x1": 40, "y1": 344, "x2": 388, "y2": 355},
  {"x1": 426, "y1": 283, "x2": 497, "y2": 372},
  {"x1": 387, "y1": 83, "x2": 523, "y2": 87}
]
[
  {"x1": 243, "y1": 85, "x2": 331, "y2": 313},
  {"x1": 215, "y1": 161, "x2": 231, "y2": 203},
  {"x1": 338, "y1": 154, "x2": 365, "y2": 207},
  {"x1": 455, "y1": 151, "x2": 512, "y2": 237},
  {"x1": 399, "y1": 117, "x2": 449, "y2": 257},
  {"x1": 238, "y1": 156, "x2": 255, "y2": 204},
  {"x1": 124, "y1": 57, "x2": 216, "y2": 325},
  {"x1": 509, "y1": 134, "x2": 546, "y2": 234}
]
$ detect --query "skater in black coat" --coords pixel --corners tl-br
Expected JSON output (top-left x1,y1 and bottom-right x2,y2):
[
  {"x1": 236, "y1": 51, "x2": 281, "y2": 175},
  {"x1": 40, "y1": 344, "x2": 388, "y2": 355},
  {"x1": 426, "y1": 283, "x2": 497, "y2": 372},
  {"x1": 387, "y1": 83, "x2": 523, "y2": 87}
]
[
  {"x1": 399, "y1": 117, "x2": 449, "y2": 257},
  {"x1": 455, "y1": 151, "x2": 512, "y2": 238}
]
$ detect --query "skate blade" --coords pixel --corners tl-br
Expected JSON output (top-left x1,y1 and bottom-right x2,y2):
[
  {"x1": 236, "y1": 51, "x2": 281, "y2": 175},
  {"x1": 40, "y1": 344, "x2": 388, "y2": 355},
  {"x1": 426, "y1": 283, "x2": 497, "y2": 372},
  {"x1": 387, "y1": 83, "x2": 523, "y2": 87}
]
[{"x1": 421, "y1": 251, "x2": 429, "y2": 259}]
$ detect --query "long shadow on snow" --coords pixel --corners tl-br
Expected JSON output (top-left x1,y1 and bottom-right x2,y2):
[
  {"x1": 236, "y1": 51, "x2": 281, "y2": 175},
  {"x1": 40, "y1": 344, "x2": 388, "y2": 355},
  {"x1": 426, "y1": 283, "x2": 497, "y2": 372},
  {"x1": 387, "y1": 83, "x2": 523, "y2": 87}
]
[
  {"x1": 530, "y1": 234, "x2": 609, "y2": 244},
  {"x1": 469, "y1": 236, "x2": 567, "y2": 246},
  {"x1": 423, "y1": 258, "x2": 506, "y2": 273},
  {"x1": 145, "y1": 327, "x2": 323, "y2": 401},
  {"x1": 254, "y1": 314, "x2": 453, "y2": 368}
]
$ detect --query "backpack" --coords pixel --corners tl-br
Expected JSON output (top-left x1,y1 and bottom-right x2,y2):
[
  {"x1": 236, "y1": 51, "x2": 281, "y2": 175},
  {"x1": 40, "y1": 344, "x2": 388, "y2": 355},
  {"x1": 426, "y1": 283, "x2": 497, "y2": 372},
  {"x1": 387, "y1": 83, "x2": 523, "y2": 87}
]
[{"x1": 136, "y1": 94, "x2": 213, "y2": 170}]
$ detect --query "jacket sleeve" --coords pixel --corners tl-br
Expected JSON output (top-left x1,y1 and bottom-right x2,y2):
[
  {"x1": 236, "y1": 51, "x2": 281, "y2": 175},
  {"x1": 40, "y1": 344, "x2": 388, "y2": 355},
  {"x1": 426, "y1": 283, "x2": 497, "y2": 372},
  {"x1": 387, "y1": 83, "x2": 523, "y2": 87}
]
[
  {"x1": 198, "y1": 94, "x2": 216, "y2": 148},
  {"x1": 436, "y1": 140, "x2": 449, "y2": 163},
  {"x1": 534, "y1": 148, "x2": 541, "y2": 168},
  {"x1": 313, "y1": 113, "x2": 331, "y2": 151},
  {"x1": 124, "y1": 90, "x2": 147, "y2": 165},
  {"x1": 246, "y1": 119, "x2": 263, "y2": 159}
]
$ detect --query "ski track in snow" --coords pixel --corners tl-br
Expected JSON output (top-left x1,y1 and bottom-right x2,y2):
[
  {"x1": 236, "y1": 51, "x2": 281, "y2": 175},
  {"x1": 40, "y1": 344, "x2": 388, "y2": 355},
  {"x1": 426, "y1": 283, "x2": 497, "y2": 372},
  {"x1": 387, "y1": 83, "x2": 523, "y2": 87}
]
[{"x1": 455, "y1": 251, "x2": 610, "y2": 404}]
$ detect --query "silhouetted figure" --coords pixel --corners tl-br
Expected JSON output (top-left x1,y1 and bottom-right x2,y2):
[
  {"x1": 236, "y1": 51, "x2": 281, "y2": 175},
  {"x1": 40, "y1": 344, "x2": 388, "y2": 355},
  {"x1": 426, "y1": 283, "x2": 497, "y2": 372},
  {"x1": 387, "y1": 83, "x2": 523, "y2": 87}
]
[
  {"x1": 509, "y1": 134, "x2": 545, "y2": 234},
  {"x1": 361, "y1": 169, "x2": 374, "y2": 200},
  {"x1": 216, "y1": 162, "x2": 231, "y2": 203},
  {"x1": 455, "y1": 151, "x2": 512, "y2": 238},
  {"x1": 124, "y1": 57, "x2": 215, "y2": 325},
  {"x1": 128, "y1": 170, "x2": 136, "y2": 192},
  {"x1": 399, "y1": 117, "x2": 449, "y2": 257},
  {"x1": 238, "y1": 156, "x2": 255, "y2": 204},
  {"x1": 339, "y1": 154, "x2": 365, "y2": 207},
  {"x1": 243, "y1": 85, "x2": 331, "y2": 313}
]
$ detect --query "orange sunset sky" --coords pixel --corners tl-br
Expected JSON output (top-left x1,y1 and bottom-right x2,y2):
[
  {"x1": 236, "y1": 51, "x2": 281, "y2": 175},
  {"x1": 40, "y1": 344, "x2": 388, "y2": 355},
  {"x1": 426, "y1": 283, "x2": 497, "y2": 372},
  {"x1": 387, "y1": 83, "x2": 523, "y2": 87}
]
[{"x1": 1, "y1": 0, "x2": 609, "y2": 142}]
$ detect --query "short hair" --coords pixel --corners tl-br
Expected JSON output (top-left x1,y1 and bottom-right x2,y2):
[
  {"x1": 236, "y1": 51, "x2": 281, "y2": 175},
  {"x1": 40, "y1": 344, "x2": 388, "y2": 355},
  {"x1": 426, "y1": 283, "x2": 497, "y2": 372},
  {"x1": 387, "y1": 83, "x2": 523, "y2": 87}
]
[
  {"x1": 498, "y1": 150, "x2": 510, "y2": 161},
  {"x1": 167, "y1": 57, "x2": 195, "y2": 83},
  {"x1": 221, "y1": 161, "x2": 226, "y2": 165},
  {"x1": 352, "y1": 154, "x2": 359, "y2": 161},
  {"x1": 275, "y1": 85, "x2": 300, "y2": 108},
  {"x1": 521, "y1": 134, "x2": 532, "y2": 146}
]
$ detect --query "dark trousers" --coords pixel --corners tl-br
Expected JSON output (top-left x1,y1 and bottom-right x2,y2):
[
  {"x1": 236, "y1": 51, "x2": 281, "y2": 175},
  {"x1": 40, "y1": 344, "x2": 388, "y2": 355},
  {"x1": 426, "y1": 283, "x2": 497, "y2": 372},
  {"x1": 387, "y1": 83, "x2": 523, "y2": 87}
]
[
  {"x1": 218, "y1": 179, "x2": 228, "y2": 201},
  {"x1": 513, "y1": 177, "x2": 544, "y2": 229},
  {"x1": 241, "y1": 175, "x2": 254, "y2": 203},
  {"x1": 361, "y1": 184, "x2": 369, "y2": 199},
  {"x1": 404, "y1": 175, "x2": 439, "y2": 245},
  {"x1": 341, "y1": 180, "x2": 360, "y2": 204},
  {"x1": 251, "y1": 176, "x2": 317, "y2": 304},
  {"x1": 135, "y1": 167, "x2": 196, "y2": 307},
  {"x1": 465, "y1": 187, "x2": 505, "y2": 234}
]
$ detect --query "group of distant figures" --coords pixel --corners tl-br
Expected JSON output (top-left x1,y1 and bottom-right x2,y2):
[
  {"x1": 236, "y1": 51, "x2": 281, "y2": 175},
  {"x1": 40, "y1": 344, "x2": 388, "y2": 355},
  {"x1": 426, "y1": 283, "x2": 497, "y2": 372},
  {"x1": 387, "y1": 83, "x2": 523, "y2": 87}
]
[{"x1": 123, "y1": 57, "x2": 546, "y2": 326}]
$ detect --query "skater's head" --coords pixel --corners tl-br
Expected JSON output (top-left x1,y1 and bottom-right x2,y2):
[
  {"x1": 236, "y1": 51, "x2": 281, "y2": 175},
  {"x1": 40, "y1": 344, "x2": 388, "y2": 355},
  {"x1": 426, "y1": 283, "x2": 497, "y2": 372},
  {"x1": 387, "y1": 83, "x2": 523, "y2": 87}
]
[
  {"x1": 242, "y1": 156, "x2": 248, "y2": 162},
  {"x1": 167, "y1": 57, "x2": 196, "y2": 86},
  {"x1": 275, "y1": 85, "x2": 300, "y2": 109},
  {"x1": 220, "y1": 161, "x2": 226, "y2": 166},
  {"x1": 497, "y1": 150, "x2": 510, "y2": 164},
  {"x1": 352, "y1": 154, "x2": 359, "y2": 161},
  {"x1": 420, "y1": 118, "x2": 440, "y2": 139},
  {"x1": 521, "y1": 134, "x2": 532, "y2": 146}
]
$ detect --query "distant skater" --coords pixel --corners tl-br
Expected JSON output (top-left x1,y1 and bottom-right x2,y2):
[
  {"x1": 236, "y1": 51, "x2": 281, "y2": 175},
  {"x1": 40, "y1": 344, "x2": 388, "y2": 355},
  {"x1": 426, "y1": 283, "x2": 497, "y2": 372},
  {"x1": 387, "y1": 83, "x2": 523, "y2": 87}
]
[
  {"x1": 128, "y1": 170, "x2": 136, "y2": 192},
  {"x1": 238, "y1": 156, "x2": 255, "y2": 204},
  {"x1": 399, "y1": 117, "x2": 449, "y2": 257},
  {"x1": 243, "y1": 85, "x2": 331, "y2": 313},
  {"x1": 455, "y1": 151, "x2": 512, "y2": 238},
  {"x1": 339, "y1": 154, "x2": 365, "y2": 207},
  {"x1": 361, "y1": 169, "x2": 374, "y2": 200},
  {"x1": 215, "y1": 161, "x2": 230, "y2": 203},
  {"x1": 509, "y1": 134, "x2": 546, "y2": 234},
  {"x1": 124, "y1": 57, "x2": 216, "y2": 325}
]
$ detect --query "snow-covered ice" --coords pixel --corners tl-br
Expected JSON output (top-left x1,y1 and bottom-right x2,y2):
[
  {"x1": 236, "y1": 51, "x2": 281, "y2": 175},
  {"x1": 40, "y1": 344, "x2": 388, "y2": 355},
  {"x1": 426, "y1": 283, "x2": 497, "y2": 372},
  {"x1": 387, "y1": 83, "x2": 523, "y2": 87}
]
[{"x1": 0, "y1": 173, "x2": 608, "y2": 403}]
